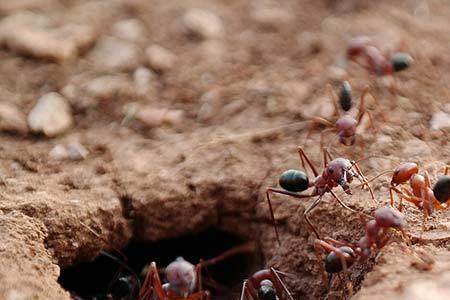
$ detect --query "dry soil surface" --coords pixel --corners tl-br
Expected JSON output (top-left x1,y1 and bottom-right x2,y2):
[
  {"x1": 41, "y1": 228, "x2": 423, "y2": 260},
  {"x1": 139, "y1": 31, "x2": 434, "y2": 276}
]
[{"x1": 0, "y1": 0, "x2": 450, "y2": 299}]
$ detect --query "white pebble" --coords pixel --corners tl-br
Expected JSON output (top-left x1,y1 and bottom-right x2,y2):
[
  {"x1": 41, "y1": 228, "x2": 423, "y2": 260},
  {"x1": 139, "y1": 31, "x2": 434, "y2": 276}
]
[
  {"x1": 111, "y1": 18, "x2": 146, "y2": 43},
  {"x1": 183, "y1": 8, "x2": 224, "y2": 39},
  {"x1": 49, "y1": 143, "x2": 88, "y2": 161},
  {"x1": 28, "y1": 93, "x2": 73, "y2": 137},
  {"x1": 89, "y1": 36, "x2": 141, "y2": 71},
  {"x1": 146, "y1": 45, "x2": 176, "y2": 72},
  {"x1": 133, "y1": 67, "x2": 155, "y2": 95},
  {"x1": 430, "y1": 111, "x2": 450, "y2": 131}
]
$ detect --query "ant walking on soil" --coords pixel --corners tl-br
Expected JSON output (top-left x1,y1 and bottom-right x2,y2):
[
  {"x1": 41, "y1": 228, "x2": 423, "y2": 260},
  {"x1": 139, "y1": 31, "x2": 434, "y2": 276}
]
[
  {"x1": 240, "y1": 268, "x2": 294, "y2": 300},
  {"x1": 314, "y1": 207, "x2": 404, "y2": 294},
  {"x1": 266, "y1": 147, "x2": 375, "y2": 242},
  {"x1": 306, "y1": 81, "x2": 376, "y2": 148},
  {"x1": 347, "y1": 36, "x2": 413, "y2": 76},
  {"x1": 389, "y1": 162, "x2": 450, "y2": 228}
]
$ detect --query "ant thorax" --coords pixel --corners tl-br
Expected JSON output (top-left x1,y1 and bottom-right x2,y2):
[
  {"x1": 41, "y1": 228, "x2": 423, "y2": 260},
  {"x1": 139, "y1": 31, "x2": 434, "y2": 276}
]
[{"x1": 165, "y1": 257, "x2": 197, "y2": 297}]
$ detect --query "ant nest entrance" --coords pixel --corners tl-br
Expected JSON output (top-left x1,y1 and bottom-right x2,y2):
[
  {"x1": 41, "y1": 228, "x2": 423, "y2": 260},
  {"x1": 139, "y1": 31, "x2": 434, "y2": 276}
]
[{"x1": 58, "y1": 229, "x2": 263, "y2": 299}]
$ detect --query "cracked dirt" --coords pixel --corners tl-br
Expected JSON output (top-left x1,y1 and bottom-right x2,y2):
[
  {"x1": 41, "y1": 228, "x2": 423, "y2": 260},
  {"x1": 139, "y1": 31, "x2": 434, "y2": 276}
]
[{"x1": 0, "y1": 0, "x2": 450, "y2": 299}]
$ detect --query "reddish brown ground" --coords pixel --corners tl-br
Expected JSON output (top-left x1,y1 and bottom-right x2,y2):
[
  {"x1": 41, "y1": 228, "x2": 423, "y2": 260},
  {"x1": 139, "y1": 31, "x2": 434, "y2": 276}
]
[{"x1": 0, "y1": 0, "x2": 450, "y2": 299}]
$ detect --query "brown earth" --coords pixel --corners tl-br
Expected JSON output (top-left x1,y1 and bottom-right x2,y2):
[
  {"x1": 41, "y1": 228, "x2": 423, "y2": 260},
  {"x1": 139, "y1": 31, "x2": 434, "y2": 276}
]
[{"x1": 0, "y1": 0, "x2": 450, "y2": 299}]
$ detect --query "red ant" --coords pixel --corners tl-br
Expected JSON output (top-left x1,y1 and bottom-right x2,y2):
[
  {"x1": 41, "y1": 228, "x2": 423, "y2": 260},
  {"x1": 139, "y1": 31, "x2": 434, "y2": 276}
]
[
  {"x1": 389, "y1": 162, "x2": 450, "y2": 227},
  {"x1": 347, "y1": 36, "x2": 412, "y2": 76},
  {"x1": 314, "y1": 206, "x2": 404, "y2": 293},
  {"x1": 240, "y1": 268, "x2": 294, "y2": 300},
  {"x1": 307, "y1": 81, "x2": 376, "y2": 148},
  {"x1": 139, "y1": 242, "x2": 256, "y2": 300},
  {"x1": 266, "y1": 147, "x2": 375, "y2": 242}
]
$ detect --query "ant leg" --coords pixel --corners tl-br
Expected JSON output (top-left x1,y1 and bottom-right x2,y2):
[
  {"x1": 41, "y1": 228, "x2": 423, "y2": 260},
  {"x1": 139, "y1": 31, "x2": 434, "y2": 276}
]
[
  {"x1": 329, "y1": 190, "x2": 358, "y2": 214},
  {"x1": 200, "y1": 241, "x2": 256, "y2": 269},
  {"x1": 270, "y1": 268, "x2": 295, "y2": 300},
  {"x1": 320, "y1": 128, "x2": 337, "y2": 150},
  {"x1": 139, "y1": 262, "x2": 165, "y2": 300},
  {"x1": 357, "y1": 86, "x2": 378, "y2": 130},
  {"x1": 351, "y1": 160, "x2": 376, "y2": 203},
  {"x1": 240, "y1": 281, "x2": 248, "y2": 300},
  {"x1": 304, "y1": 196, "x2": 323, "y2": 239},
  {"x1": 322, "y1": 147, "x2": 334, "y2": 168},
  {"x1": 297, "y1": 147, "x2": 319, "y2": 177},
  {"x1": 389, "y1": 185, "x2": 399, "y2": 210},
  {"x1": 327, "y1": 84, "x2": 340, "y2": 117},
  {"x1": 324, "y1": 237, "x2": 356, "y2": 249},
  {"x1": 306, "y1": 117, "x2": 335, "y2": 147},
  {"x1": 444, "y1": 166, "x2": 450, "y2": 175},
  {"x1": 267, "y1": 188, "x2": 318, "y2": 245},
  {"x1": 313, "y1": 239, "x2": 330, "y2": 286}
]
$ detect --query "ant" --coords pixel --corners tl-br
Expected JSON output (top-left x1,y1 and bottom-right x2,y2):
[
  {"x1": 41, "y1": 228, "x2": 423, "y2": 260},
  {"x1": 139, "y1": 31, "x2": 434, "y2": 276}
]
[
  {"x1": 347, "y1": 36, "x2": 413, "y2": 76},
  {"x1": 266, "y1": 147, "x2": 375, "y2": 243},
  {"x1": 306, "y1": 81, "x2": 376, "y2": 148},
  {"x1": 314, "y1": 206, "x2": 404, "y2": 294},
  {"x1": 240, "y1": 268, "x2": 294, "y2": 300},
  {"x1": 139, "y1": 242, "x2": 256, "y2": 300},
  {"x1": 389, "y1": 162, "x2": 450, "y2": 227},
  {"x1": 79, "y1": 222, "x2": 256, "y2": 300}
]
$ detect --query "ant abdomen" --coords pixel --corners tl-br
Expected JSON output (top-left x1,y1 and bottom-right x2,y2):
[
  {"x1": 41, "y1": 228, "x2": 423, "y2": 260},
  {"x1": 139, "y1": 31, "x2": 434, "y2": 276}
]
[
  {"x1": 391, "y1": 162, "x2": 419, "y2": 185},
  {"x1": 279, "y1": 169, "x2": 309, "y2": 192},
  {"x1": 433, "y1": 175, "x2": 450, "y2": 204},
  {"x1": 339, "y1": 81, "x2": 352, "y2": 111},
  {"x1": 391, "y1": 53, "x2": 413, "y2": 72},
  {"x1": 325, "y1": 246, "x2": 355, "y2": 273}
]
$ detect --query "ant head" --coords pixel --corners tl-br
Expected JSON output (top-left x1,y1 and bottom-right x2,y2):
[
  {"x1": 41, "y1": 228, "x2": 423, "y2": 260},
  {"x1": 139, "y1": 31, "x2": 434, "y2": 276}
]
[
  {"x1": 279, "y1": 169, "x2": 309, "y2": 192},
  {"x1": 374, "y1": 206, "x2": 404, "y2": 229},
  {"x1": 165, "y1": 257, "x2": 196, "y2": 297},
  {"x1": 336, "y1": 117, "x2": 357, "y2": 146},
  {"x1": 110, "y1": 276, "x2": 136, "y2": 299},
  {"x1": 433, "y1": 175, "x2": 450, "y2": 204},
  {"x1": 258, "y1": 280, "x2": 277, "y2": 300},
  {"x1": 391, "y1": 162, "x2": 419, "y2": 185},
  {"x1": 326, "y1": 158, "x2": 354, "y2": 191},
  {"x1": 339, "y1": 81, "x2": 352, "y2": 112},
  {"x1": 391, "y1": 53, "x2": 413, "y2": 72},
  {"x1": 325, "y1": 246, "x2": 355, "y2": 273}
]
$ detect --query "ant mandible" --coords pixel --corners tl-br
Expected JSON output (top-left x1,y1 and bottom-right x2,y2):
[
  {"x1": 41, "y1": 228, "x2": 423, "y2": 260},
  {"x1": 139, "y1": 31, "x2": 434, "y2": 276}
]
[
  {"x1": 389, "y1": 162, "x2": 450, "y2": 227},
  {"x1": 314, "y1": 206, "x2": 404, "y2": 292},
  {"x1": 347, "y1": 36, "x2": 413, "y2": 76},
  {"x1": 240, "y1": 268, "x2": 294, "y2": 300},
  {"x1": 139, "y1": 242, "x2": 256, "y2": 300},
  {"x1": 266, "y1": 147, "x2": 375, "y2": 243},
  {"x1": 306, "y1": 81, "x2": 376, "y2": 148}
]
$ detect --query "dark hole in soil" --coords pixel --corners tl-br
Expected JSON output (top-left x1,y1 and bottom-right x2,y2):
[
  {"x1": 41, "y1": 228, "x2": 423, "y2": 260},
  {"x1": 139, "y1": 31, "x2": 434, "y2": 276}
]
[{"x1": 59, "y1": 228, "x2": 263, "y2": 299}]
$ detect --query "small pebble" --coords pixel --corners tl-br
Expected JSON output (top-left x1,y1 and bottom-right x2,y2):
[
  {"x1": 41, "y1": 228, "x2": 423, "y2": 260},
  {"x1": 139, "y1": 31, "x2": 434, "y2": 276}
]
[
  {"x1": 430, "y1": 111, "x2": 450, "y2": 131},
  {"x1": 83, "y1": 75, "x2": 132, "y2": 100},
  {"x1": 27, "y1": 92, "x2": 73, "y2": 137},
  {"x1": 133, "y1": 67, "x2": 155, "y2": 95},
  {"x1": 133, "y1": 107, "x2": 184, "y2": 128},
  {"x1": 111, "y1": 18, "x2": 146, "y2": 43},
  {"x1": 0, "y1": 103, "x2": 28, "y2": 134},
  {"x1": 0, "y1": 12, "x2": 96, "y2": 62},
  {"x1": 183, "y1": 8, "x2": 224, "y2": 39},
  {"x1": 146, "y1": 45, "x2": 176, "y2": 72},
  {"x1": 251, "y1": 8, "x2": 292, "y2": 29},
  {"x1": 49, "y1": 143, "x2": 88, "y2": 161},
  {"x1": 89, "y1": 36, "x2": 141, "y2": 71}
]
